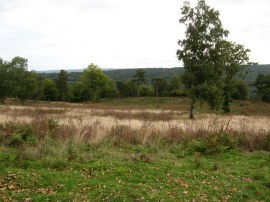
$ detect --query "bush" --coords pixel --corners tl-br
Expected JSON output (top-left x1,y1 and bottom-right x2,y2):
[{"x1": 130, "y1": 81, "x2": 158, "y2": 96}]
[
  {"x1": 7, "y1": 125, "x2": 37, "y2": 147},
  {"x1": 205, "y1": 133, "x2": 236, "y2": 154},
  {"x1": 8, "y1": 134, "x2": 24, "y2": 147},
  {"x1": 66, "y1": 143, "x2": 78, "y2": 161},
  {"x1": 186, "y1": 139, "x2": 207, "y2": 154},
  {"x1": 20, "y1": 125, "x2": 37, "y2": 145}
]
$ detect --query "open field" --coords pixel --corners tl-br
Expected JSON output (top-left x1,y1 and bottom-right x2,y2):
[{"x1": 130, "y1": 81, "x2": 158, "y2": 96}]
[{"x1": 1, "y1": 97, "x2": 270, "y2": 201}]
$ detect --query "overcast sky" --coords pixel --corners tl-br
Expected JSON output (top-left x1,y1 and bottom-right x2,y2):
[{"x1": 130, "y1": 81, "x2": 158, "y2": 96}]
[{"x1": 0, "y1": 0, "x2": 269, "y2": 71}]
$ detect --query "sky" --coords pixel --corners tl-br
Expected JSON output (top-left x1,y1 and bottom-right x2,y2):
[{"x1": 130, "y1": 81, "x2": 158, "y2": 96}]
[{"x1": 0, "y1": 0, "x2": 269, "y2": 71}]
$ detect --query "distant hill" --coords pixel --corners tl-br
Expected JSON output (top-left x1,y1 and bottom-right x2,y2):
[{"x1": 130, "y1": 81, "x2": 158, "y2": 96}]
[
  {"x1": 40, "y1": 64, "x2": 270, "y2": 84},
  {"x1": 37, "y1": 68, "x2": 114, "y2": 74},
  {"x1": 245, "y1": 64, "x2": 270, "y2": 84},
  {"x1": 105, "y1": 67, "x2": 184, "y2": 81}
]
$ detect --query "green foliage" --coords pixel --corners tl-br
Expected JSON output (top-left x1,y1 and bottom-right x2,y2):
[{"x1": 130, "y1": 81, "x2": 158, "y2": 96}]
[
  {"x1": 254, "y1": 74, "x2": 270, "y2": 102},
  {"x1": 193, "y1": 152, "x2": 203, "y2": 168},
  {"x1": 177, "y1": 0, "x2": 252, "y2": 117},
  {"x1": 206, "y1": 133, "x2": 236, "y2": 154},
  {"x1": 132, "y1": 69, "x2": 147, "y2": 97},
  {"x1": 80, "y1": 63, "x2": 118, "y2": 102},
  {"x1": 66, "y1": 143, "x2": 78, "y2": 162},
  {"x1": 138, "y1": 85, "x2": 155, "y2": 97},
  {"x1": 116, "y1": 81, "x2": 131, "y2": 97},
  {"x1": 55, "y1": 70, "x2": 68, "y2": 101},
  {"x1": 8, "y1": 125, "x2": 36, "y2": 147},
  {"x1": 8, "y1": 134, "x2": 25, "y2": 147},
  {"x1": 186, "y1": 133, "x2": 236, "y2": 155},
  {"x1": 43, "y1": 79, "x2": 58, "y2": 101},
  {"x1": 186, "y1": 139, "x2": 208, "y2": 154},
  {"x1": 41, "y1": 65, "x2": 270, "y2": 88},
  {"x1": 231, "y1": 80, "x2": 249, "y2": 100},
  {"x1": 221, "y1": 41, "x2": 253, "y2": 112},
  {"x1": 68, "y1": 81, "x2": 89, "y2": 102},
  {"x1": 0, "y1": 57, "x2": 46, "y2": 102},
  {"x1": 151, "y1": 78, "x2": 168, "y2": 97},
  {"x1": 0, "y1": 58, "x2": 9, "y2": 101},
  {"x1": 177, "y1": 0, "x2": 229, "y2": 118}
]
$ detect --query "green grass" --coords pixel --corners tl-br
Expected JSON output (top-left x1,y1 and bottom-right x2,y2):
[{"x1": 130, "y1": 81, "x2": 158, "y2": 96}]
[
  {"x1": 8, "y1": 97, "x2": 270, "y2": 116},
  {"x1": 99, "y1": 97, "x2": 188, "y2": 110},
  {"x1": 1, "y1": 144, "x2": 270, "y2": 201},
  {"x1": 99, "y1": 97, "x2": 270, "y2": 116}
]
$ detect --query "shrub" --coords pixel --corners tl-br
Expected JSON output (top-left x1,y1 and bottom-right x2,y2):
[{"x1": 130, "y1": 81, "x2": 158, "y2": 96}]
[
  {"x1": 186, "y1": 139, "x2": 207, "y2": 154},
  {"x1": 20, "y1": 125, "x2": 37, "y2": 145},
  {"x1": 66, "y1": 143, "x2": 78, "y2": 161},
  {"x1": 235, "y1": 132, "x2": 249, "y2": 148},
  {"x1": 8, "y1": 134, "x2": 24, "y2": 147},
  {"x1": 205, "y1": 133, "x2": 236, "y2": 154},
  {"x1": 193, "y1": 152, "x2": 203, "y2": 168}
]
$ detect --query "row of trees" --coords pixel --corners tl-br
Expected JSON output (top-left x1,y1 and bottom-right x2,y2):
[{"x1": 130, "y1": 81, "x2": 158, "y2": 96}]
[
  {"x1": 0, "y1": 58, "x2": 187, "y2": 103},
  {"x1": 116, "y1": 70, "x2": 186, "y2": 97},
  {"x1": 0, "y1": 58, "x2": 118, "y2": 103},
  {"x1": 0, "y1": 56, "x2": 265, "y2": 108}
]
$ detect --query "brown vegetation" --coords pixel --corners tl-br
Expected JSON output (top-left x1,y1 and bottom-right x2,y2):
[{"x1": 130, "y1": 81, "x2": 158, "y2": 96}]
[{"x1": 1, "y1": 102, "x2": 270, "y2": 151}]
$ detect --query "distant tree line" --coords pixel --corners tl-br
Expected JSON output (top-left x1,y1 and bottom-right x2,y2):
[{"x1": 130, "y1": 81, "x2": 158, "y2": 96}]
[
  {"x1": 0, "y1": 58, "x2": 117, "y2": 103},
  {"x1": 0, "y1": 56, "x2": 267, "y2": 107}
]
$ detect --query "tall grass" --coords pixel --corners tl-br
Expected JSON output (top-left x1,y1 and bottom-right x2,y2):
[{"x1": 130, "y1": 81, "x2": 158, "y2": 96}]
[{"x1": 0, "y1": 103, "x2": 270, "y2": 152}]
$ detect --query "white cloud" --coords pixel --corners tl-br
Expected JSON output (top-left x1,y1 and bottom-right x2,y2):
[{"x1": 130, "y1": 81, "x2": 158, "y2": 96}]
[{"x1": 0, "y1": 0, "x2": 269, "y2": 70}]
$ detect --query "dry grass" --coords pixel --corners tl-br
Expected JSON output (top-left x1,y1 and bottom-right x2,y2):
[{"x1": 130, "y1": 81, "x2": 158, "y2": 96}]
[{"x1": 0, "y1": 102, "x2": 270, "y2": 151}]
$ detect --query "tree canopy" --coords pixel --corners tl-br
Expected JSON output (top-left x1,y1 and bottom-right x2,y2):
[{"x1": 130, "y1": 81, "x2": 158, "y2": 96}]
[
  {"x1": 254, "y1": 74, "x2": 270, "y2": 102},
  {"x1": 177, "y1": 0, "x2": 252, "y2": 118},
  {"x1": 80, "y1": 63, "x2": 118, "y2": 102}
]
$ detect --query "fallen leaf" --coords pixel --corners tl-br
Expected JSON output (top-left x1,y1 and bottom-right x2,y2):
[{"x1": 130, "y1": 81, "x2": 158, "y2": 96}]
[{"x1": 183, "y1": 191, "x2": 189, "y2": 195}]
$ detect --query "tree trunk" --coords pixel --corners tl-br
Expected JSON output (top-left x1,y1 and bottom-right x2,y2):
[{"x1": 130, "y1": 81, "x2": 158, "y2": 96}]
[
  {"x1": 223, "y1": 91, "x2": 231, "y2": 113},
  {"x1": 137, "y1": 88, "x2": 140, "y2": 97},
  {"x1": 189, "y1": 98, "x2": 196, "y2": 119}
]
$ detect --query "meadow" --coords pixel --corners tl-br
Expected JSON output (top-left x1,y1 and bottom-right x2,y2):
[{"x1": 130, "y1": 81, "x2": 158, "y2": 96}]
[{"x1": 1, "y1": 97, "x2": 270, "y2": 201}]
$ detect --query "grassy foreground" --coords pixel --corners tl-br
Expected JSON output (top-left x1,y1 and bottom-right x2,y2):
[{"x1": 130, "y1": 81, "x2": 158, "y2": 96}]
[
  {"x1": 1, "y1": 98, "x2": 270, "y2": 201},
  {"x1": 1, "y1": 142, "x2": 270, "y2": 201}
]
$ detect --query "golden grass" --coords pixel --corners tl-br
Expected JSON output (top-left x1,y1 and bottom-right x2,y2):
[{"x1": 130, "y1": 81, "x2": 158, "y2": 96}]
[{"x1": 1, "y1": 103, "x2": 270, "y2": 140}]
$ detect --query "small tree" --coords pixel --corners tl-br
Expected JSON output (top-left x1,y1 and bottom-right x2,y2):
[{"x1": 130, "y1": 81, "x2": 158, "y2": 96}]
[
  {"x1": 220, "y1": 41, "x2": 252, "y2": 112},
  {"x1": 132, "y1": 69, "x2": 147, "y2": 97},
  {"x1": 125, "y1": 79, "x2": 137, "y2": 97},
  {"x1": 254, "y1": 74, "x2": 270, "y2": 102},
  {"x1": 231, "y1": 80, "x2": 249, "y2": 100},
  {"x1": 80, "y1": 63, "x2": 117, "y2": 102},
  {"x1": 151, "y1": 78, "x2": 168, "y2": 97},
  {"x1": 43, "y1": 79, "x2": 58, "y2": 101},
  {"x1": 56, "y1": 70, "x2": 68, "y2": 101}
]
